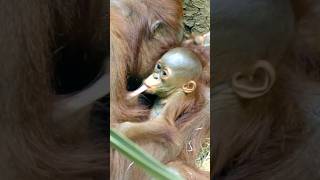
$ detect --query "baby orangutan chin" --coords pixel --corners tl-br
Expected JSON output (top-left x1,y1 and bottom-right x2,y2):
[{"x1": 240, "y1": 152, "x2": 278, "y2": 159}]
[{"x1": 118, "y1": 47, "x2": 203, "y2": 147}]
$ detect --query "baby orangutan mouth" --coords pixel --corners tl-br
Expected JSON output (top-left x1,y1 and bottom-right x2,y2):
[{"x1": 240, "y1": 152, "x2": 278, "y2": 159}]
[{"x1": 127, "y1": 47, "x2": 202, "y2": 99}]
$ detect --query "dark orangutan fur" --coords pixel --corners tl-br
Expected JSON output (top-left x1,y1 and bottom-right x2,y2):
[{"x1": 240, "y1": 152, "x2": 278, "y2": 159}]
[
  {"x1": 0, "y1": 1, "x2": 107, "y2": 180},
  {"x1": 292, "y1": 0, "x2": 320, "y2": 81},
  {"x1": 213, "y1": 0, "x2": 320, "y2": 179}
]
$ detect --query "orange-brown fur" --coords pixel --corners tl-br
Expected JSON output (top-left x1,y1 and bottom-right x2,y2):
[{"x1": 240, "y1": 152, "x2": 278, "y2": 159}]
[
  {"x1": 111, "y1": 43, "x2": 210, "y2": 179},
  {"x1": 110, "y1": 0, "x2": 184, "y2": 123},
  {"x1": 110, "y1": 0, "x2": 210, "y2": 178},
  {"x1": 118, "y1": 45, "x2": 209, "y2": 149},
  {"x1": 167, "y1": 160, "x2": 210, "y2": 180}
]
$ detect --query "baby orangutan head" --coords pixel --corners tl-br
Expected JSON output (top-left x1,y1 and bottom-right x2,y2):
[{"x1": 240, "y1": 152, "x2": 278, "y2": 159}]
[{"x1": 128, "y1": 47, "x2": 203, "y2": 98}]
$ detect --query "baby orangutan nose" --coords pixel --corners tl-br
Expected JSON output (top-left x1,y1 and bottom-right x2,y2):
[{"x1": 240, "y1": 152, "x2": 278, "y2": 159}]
[{"x1": 127, "y1": 47, "x2": 202, "y2": 99}]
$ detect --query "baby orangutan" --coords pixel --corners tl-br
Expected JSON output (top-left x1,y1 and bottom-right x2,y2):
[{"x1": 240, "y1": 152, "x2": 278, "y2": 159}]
[{"x1": 118, "y1": 47, "x2": 203, "y2": 147}]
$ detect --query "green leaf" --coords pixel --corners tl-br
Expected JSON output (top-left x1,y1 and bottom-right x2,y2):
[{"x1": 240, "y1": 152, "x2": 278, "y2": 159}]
[{"x1": 110, "y1": 128, "x2": 185, "y2": 180}]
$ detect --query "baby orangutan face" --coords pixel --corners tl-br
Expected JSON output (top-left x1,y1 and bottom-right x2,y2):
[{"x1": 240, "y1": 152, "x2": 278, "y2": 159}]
[{"x1": 128, "y1": 47, "x2": 202, "y2": 98}]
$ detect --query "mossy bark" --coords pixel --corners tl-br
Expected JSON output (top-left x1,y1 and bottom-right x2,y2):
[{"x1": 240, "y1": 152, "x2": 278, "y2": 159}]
[{"x1": 183, "y1": 0, "x2": 210, "y2": 36}]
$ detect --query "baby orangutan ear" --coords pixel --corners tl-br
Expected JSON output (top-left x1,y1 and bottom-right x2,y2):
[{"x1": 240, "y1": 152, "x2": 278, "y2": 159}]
[
  {"x1": 182, "y1": 81, "x2": 197, "y2": 94},
  {"x1": 231, "y1": 60, "x2": 276, "y2": 99}
]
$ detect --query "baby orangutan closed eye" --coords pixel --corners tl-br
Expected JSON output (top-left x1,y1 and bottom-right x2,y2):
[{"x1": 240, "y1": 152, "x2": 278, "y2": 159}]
[{"x1": 117, "y1": 47, "x2": 203, "y2": 148}]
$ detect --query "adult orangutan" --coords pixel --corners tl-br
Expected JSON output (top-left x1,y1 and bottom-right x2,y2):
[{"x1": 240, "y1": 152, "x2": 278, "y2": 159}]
[
  {"x1": 110, "y1": 0, "x2": 184, "y2": 123},
  {"x1": 212, "y1": 0, "x2": 320, "y2": 179},
  {"x1": 0, "y1": 1, "x2": 108, "y2": 179}
]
